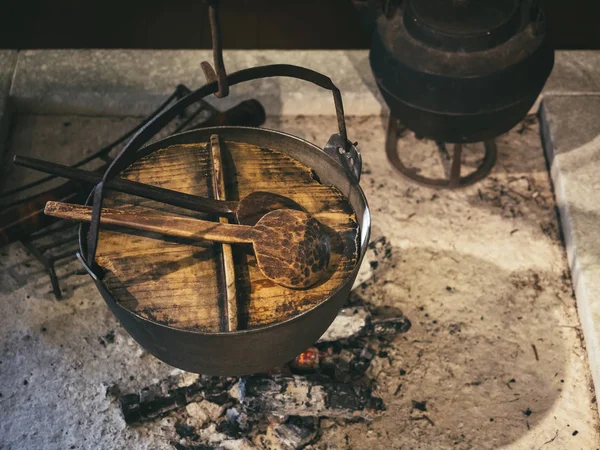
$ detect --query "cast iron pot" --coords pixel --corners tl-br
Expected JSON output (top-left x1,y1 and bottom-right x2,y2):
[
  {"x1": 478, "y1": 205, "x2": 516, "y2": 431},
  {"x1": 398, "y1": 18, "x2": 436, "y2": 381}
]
[{"x1": 76, "y1": 65, "x2": 371, "y2": 376}]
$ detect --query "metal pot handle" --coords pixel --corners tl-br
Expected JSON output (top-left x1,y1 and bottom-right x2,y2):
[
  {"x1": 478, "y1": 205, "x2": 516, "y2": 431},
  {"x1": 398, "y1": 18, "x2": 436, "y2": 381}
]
[{"x1": 83, "y1": 64, "x2": 361, "y2": 273}]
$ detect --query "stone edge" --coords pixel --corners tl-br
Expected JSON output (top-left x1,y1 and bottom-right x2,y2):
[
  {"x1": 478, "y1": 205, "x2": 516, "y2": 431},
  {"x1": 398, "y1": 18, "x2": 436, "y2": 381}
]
[{"x1": 539, "y1": 97, "x2": 600, "y2": 398}]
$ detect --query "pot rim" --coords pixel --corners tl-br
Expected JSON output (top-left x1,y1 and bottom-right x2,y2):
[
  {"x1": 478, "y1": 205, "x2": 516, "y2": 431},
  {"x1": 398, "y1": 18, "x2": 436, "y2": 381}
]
[{"x1": 78, "y1": 125, "x2": 371, "y2": 337}]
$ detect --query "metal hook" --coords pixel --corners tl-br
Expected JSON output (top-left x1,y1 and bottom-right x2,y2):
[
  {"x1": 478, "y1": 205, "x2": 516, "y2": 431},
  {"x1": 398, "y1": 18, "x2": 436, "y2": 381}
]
[{"x1": 202, "y1": 0, "x2": 229, "y2": 98}]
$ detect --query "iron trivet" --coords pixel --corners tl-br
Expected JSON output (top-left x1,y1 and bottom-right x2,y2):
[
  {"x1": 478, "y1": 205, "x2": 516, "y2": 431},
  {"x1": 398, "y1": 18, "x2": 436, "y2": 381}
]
[{"x1": 385, "y1": 116, "x2": 498, "y2": 189}]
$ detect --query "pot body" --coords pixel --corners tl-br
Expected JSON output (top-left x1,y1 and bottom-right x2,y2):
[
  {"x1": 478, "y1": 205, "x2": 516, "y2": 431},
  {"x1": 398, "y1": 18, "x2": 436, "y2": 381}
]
[
  {"x1": 79, "y1": 126, "x2": 370, "y2": 376},
  {"x1": 369, "y1": 0, "x2": 554, "y2": 143}
]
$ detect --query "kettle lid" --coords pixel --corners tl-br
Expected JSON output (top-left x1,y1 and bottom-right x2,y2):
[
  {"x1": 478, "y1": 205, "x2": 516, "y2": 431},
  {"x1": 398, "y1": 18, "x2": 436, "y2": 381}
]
[{"x1": 405, "y1": 0, "x2": 523, "y2": 51}]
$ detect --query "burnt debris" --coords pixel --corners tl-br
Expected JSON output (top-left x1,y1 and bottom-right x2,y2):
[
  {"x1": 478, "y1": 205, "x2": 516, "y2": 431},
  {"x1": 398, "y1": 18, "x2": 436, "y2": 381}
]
[{"x1": 111, "y1": 291, "x2": 410, "y2": 449}]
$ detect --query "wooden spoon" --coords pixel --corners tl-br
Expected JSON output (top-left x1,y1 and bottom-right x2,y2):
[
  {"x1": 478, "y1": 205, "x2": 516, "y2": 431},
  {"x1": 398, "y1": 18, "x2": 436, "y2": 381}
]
[
  {"x1": 44, "y1": 201, "x2": 331, "y2": 290},
  {"x1": 13, "y1": 155, "x2": 304, "y2": 225}
]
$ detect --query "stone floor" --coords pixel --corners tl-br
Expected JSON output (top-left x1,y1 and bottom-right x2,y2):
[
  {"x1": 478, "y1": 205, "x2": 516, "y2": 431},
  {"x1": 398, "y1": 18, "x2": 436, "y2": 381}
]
[{"x1": 0, "y1": 113, "x2": 598, "y2": 449}]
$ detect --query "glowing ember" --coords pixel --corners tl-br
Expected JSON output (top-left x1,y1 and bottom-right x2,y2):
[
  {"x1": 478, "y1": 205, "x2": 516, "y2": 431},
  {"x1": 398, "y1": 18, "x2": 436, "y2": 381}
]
[{"x1": 291, "y1": 347, "x2": 320, "y2": 370}]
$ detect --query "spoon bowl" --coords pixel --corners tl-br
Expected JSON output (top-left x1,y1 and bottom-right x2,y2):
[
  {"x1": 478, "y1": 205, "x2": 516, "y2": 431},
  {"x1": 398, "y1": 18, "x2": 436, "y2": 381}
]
[
  {"x1": 251, "y1": 209, "x2": 330, "y2": 289},
  {"x1": 235, "y1": 191, "x2": 305, "y2": 225}
]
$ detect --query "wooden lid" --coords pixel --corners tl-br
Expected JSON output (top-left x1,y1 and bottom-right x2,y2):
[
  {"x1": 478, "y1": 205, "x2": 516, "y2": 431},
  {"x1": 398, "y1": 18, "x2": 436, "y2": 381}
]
[{"x1": 94, "y1": 136, "x2": 359, "y2": 333}]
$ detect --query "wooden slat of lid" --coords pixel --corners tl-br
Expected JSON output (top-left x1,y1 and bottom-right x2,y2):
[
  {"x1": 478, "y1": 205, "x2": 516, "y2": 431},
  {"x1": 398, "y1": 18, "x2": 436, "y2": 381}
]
[
  {"x1": 98, "y1": 143, "x2": 223, "y2": 331},
  {"x1": 209, "y1": 134, "x2": 239, "y2": 332}
]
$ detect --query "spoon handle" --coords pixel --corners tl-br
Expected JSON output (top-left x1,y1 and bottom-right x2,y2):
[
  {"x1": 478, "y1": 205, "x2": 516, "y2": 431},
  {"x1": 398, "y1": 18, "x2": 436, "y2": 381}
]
[
  {"x1": 13, "y1": 156, "x2": 238, "y2": 217},
  {"x1": 44, "y1": 201, "x2": 257, "y2": 245}
]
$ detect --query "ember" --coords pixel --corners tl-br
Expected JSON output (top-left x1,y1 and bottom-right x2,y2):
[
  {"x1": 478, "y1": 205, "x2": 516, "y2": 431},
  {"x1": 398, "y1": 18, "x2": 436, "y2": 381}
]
[{"x1": 291, "y1": 347, "x2": 320, "y2": 371}]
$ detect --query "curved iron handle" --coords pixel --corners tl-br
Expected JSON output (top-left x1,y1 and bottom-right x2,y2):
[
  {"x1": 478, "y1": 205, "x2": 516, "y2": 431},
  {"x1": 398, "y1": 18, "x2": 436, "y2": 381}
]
[{"x1": 84, "y1": 64, "x2": 355, "y2": 271}]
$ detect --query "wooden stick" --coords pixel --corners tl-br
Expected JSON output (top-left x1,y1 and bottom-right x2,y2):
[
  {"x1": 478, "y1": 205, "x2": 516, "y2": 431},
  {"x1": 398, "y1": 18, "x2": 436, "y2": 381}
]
[
  {"x1": 209, "y1": 134, "x2": 238, "y2": 332},
  {"x1": 44, "y1": 201, "x2": 331, "y2": 290},
  {"x1": 43, "y1": 201, "x2": 256, "y2": 244}
]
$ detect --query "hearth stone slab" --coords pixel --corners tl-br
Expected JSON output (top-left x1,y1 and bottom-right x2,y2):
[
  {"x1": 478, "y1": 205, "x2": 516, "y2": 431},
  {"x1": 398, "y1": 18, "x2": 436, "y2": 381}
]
[
  {"x1": 6, "y1": 51, "x2": 600, "y2": 190},
  {"x1": 9, "y1": 50, "x2": 600, "y2": 124},
  {"x1": 10, "y1": 50, "x2": 384, "y2": 117},
  {"x1": 540, "y1": 94, "x2": 600, "y2": 398}
]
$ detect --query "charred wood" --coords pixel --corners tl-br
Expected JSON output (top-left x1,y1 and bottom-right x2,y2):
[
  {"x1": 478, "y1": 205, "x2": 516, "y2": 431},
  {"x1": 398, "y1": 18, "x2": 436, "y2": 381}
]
[
  {"x1": 118, "y1": 375, "x2": 235, "y2": 425},
  {"x1": 239, "y1": 375, "x2": 384, "y2": 420}
]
